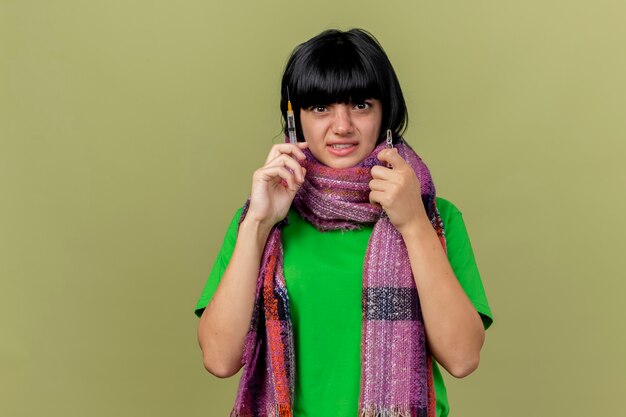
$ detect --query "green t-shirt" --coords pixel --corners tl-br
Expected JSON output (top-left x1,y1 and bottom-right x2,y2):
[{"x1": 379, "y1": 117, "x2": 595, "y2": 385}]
[{"x1": 195, "y1": 197, "x2": 493, "y2": 417}]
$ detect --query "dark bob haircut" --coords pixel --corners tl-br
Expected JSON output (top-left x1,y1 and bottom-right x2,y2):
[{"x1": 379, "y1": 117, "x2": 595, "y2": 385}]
[{"x1": 280, "y1": 28, "x2": 408, "y2": 144}]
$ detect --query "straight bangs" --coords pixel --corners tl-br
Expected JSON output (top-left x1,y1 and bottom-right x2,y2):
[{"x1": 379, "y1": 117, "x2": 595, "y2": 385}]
[{"x1": 292, "y1": 55, "x2": 382, "y2": 110}]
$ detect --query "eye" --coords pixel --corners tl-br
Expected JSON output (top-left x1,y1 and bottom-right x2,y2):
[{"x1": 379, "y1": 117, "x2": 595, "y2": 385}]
[
  {"x1": 308, "y1": 105, "x2": 328, "y2": 113},
  {"x1": 353, "y1": 101, "x2": 372, "y2": 110}
]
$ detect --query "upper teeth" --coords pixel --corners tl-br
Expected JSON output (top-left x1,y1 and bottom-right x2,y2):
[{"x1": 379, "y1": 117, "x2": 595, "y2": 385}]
[{"x1": 332, "y1": 144, "x2": 353, "y2": 149}]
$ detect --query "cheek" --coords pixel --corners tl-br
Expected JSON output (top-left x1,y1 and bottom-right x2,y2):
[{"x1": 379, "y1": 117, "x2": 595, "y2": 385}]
[
  {"x1": 365, "y1": 111, "x2": 383, "y2": 140},
  {"x1": 300, "y1": 119, "x2": 325, "y2": 145},
  {"x1": 366, "y1": 121, "x2": 382, "y2": 145},
  {"x1": 299, "y1": 115, "x2": 314, "y2": 142}
]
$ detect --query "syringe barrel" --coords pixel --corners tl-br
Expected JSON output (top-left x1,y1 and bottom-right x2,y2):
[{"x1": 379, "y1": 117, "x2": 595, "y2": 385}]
[{"x1": 287, "y1": 113, "x2": 297, "y2": 143}]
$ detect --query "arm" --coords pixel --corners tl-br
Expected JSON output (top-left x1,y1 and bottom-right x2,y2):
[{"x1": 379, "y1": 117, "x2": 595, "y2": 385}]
[
  {"x1": 197, "y1": 142, "x2": 308, "y2": 378},
  {"x1": 197, "y1": 217, "x2": 272, "y2": 378},
  {"x1": 399, "y1": 218, "x2": 485, "y2": 378},
  {"x1": 370, "y1": 148, "x2": 485, "y2": 378}
]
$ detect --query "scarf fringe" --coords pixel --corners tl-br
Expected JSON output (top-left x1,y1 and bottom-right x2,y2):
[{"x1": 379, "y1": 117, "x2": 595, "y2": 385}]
[
  {"x1": 359, "y1": 405, "x2": 430, "y2": 417},
  {"x1": 230, "y1": 403, "x2": 293, "y2": 417},
  {"x1": 231, "y1": 404, "x2": 425, "y2": 417}
]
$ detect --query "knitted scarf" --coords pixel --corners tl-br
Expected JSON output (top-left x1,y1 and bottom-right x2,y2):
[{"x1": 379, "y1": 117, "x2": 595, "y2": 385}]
[{"x1": 231, "y1": 139, "x2": 446, "y2": 417}]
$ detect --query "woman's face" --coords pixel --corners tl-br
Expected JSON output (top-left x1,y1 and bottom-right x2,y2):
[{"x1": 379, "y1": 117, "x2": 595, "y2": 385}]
[{"x1": 300, "y1": 99, "x2": 382, "y2": 169}]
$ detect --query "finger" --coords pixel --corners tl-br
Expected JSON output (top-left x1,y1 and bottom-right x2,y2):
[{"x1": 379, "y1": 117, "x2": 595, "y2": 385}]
[
  {"x1": 370, "y1": 165, "x2": 394, "y2": 180},
  {"x1": 368, "y1": 190, "x2": 385, "y2": 208},
  {"x1": 259, "y1": 165, "x2": 298, "y2": 191},
  {"x1": 265, "y1": 153, "x2": 301, "y2": 170},
  {"x1": 265, "y1": 142, "x2": 309, "y2": 164},
  {"x1": 265, "y1": 154, "x2": 306, "y2": 182},
  {"x1": 376, "y1": 148, "x2": 406, "y2": 169},
  {"x1": 368, "y1": 178, "x2": 387, "y2": 192}
]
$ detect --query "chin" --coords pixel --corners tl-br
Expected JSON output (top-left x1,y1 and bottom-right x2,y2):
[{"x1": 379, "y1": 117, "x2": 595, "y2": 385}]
[{"x1": 324, "y1": 156, "x2": 363, "y2": 169}]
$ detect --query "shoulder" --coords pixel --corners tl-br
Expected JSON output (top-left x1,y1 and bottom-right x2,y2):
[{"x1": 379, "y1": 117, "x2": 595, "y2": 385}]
[
  {"x1": 435, "y1": 196, "x2": 463, "y2": 222},
  {"x1": 434, "y1": 196, "x2": 472, "y2": 238},
  {"x1": 435, "y1": 197, "x2": 494, "y2": 328},
  {"x1": 231, "y1": 206, "x2": 245, "y2": 225},
  {"x1": 217, "y1": 206, "x2": 246, "y2": 249}
]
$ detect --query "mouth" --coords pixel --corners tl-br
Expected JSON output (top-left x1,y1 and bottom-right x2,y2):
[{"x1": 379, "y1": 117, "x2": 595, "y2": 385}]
[{"x1": 327, "y1": 142, "x2": 358, "y2": 156}]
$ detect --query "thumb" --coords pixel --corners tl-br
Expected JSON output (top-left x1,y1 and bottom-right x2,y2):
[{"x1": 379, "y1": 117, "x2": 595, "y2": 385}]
[{"x1": 377, "y1": 148, "x2": 403, "y2": 168}]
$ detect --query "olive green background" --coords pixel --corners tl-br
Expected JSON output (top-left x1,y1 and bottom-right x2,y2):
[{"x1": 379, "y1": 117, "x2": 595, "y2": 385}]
[{"x1": 2, "y1": 1, "x2": 625, "y2": 416}]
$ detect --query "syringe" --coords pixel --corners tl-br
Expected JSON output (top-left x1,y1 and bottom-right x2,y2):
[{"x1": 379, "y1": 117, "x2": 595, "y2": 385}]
[{"x1": 287, "y1": 89, "x2": 297, "y2": 144}]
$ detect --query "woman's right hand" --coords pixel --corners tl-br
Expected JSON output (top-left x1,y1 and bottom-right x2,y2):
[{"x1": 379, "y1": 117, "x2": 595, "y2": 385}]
[
  {"x1": 199, "y1": 142, "x2": 308, "y2": 378},
  {"x1": 245, "y1": 142, "x2": 309, "y2": 228}
]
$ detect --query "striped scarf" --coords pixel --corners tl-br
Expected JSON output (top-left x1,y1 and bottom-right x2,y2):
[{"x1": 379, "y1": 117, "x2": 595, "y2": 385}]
[{"x1": 231, "y1": 139, "x2": 446, "y2": 417}]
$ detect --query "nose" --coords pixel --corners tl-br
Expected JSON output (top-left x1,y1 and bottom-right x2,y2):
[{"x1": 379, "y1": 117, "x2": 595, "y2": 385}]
[{"x1": 332, "y1": 105, "x2": 354, "y2": 135}]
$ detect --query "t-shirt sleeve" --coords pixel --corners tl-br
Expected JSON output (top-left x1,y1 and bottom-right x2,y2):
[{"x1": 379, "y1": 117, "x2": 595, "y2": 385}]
[
  {"x1": 194, "y1": 207, "x2": 244, "y2": 318},
  {"x1": 436, "y1": 197, "x2": 494, "y2": 330}
]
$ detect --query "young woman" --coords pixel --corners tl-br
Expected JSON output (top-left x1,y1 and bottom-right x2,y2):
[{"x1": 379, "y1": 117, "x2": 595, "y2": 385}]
[{"x1": 195, "y1": 28, "x2": 493, "y2": 417}]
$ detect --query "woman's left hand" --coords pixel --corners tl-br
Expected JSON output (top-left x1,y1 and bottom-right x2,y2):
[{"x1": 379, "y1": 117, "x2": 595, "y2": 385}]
[
  {"x1": 369, "y1": 148, "x2": 429, "y2": 234},
  {"x1": 372, "y1": 148, "x2": 485, "y2": 378}
]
